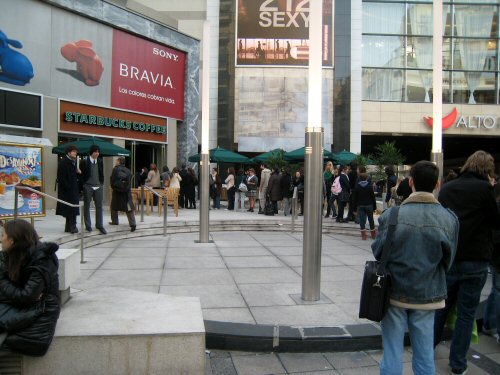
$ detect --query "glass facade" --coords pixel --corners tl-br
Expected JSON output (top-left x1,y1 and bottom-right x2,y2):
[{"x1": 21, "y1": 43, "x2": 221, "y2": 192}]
[{"x1": 362, "y1": 1, "x2": 500, "y2": 104}]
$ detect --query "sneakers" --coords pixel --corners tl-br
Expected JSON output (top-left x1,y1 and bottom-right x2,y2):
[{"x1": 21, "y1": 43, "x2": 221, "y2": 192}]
[{"x1": 451, "y1": 367, "x2": 468, "y2": 374}]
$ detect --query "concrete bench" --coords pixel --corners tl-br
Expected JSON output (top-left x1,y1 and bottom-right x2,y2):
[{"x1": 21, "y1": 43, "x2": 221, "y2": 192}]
[
  {"x1": 21, "y1": 287, "x2": 205, "y2": 375},
  {"x1": 56, "y1": 248, "x2": 81, "y2": 304}
]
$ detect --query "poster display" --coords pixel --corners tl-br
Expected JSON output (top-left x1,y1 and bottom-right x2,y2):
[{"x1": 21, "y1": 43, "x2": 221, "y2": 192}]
[
  {"x1": 111, "y1": 30, "x2": 186, "y2": 119},
  {"x1": 236, "y1": 0, "x2": 333, "y2": 67},
  {"x1": 0, "y1": 143, "x2": 44, "y2": 218}
]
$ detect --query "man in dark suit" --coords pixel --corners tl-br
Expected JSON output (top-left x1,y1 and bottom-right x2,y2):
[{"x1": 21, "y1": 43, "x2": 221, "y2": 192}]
[
  {"x1": 79, "y1": 145, "x2": 106, "y2": 234},
  {"x1": 336, "y1": 165, "x2": 350, "y2": 223},
  {"x1": 56, "y1": 144, "x2": 80, "y2": 234}
]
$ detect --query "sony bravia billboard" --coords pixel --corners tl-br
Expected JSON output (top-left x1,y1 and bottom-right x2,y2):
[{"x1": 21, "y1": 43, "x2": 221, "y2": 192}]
[
  {"x1": 236, "y1": 0, "x2": 333, "y2": 67},
  {"x1": 0, "y1": 0, "x2": 186, "y2": 120}
]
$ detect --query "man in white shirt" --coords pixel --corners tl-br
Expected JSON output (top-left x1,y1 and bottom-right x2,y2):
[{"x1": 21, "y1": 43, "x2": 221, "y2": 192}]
[{"x1": 79, "y1": 145, "x2": 106, "y2": 234}]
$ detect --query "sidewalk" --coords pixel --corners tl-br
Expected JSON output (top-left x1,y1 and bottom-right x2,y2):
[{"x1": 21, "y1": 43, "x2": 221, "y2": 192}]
[{"x1": 23, "y1": 205, "x2": 500, "y2": 373}]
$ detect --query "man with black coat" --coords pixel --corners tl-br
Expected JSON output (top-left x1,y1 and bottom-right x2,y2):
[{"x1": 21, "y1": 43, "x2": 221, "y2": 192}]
[
  {"x1": 280, "y1": 167, "x2": 293, "y2": 216},
  {"x1": 434, "y1": 150, "x2": 500, "y2": 375},
  {"x1": 336, "y1": 165, "x2": 350, "y2": 223},
  {"x1": 79, "y1": 145, "x2": 106, "y2": 234},
  {"x1": 347, "y1": 161, "x2": 358, "y2": 222},
  {"x1": 109, "y1": 157, "x2": 136, "y2": 232},
  {"x1": 179, "y1": 164, "x2": 189, "y2": 208},
  {"x1": 56, "y1": 144, "x2": 80, "y2": 234}
]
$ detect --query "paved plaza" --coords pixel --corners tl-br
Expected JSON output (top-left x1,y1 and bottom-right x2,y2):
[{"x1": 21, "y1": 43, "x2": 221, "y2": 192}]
[{"x1": 27, "y1": 205, "x2": 500, "y2": 374}]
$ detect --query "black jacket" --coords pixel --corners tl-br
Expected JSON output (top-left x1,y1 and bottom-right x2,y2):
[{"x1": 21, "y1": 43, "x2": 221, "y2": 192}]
[
  {"x1": 0, "y1": 242, "x2": 61, "y2": 356},
  {"x1": 396, "y1": 177, "x2": 412, "y2": 202},
  {"x1": 439, "y1": 172, "x2": 500, "y2": 262},
  {"x1": 56, "y1": 156, "x2": 80, "y2": 218},
  {"x1": 492, "y1": 201, "x2": 500, "y2": 272},
  {"x1": 79, "y1": 157, "x2": 104, "y2": 185},
  {"x1": 111, "y1": 165, "x2": 134, "y2": 212},
  {"x1": 353, "y1": 180, "x2": 376, "y2": 210},
  {"x1": 339, "y1": 173, "x2": 350, "y2": 194},
  {"x1": 280, "y1": 173, "x2": 293, "y2": 199}
]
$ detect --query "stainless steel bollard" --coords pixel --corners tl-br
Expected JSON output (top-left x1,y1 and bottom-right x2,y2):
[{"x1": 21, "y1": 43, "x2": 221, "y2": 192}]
[
  {"x1": 199, "y1": 154, "x2": 210, "y2": 242},
  {"x1": 163, "y1": 196, "x2": 167, "y2": 237},
  {"x1": 301, "y1": 128, "x2": 324, "y2": 301},
  {"x1": 140, "y1": 185, "x2": 145, "y2": 222}
]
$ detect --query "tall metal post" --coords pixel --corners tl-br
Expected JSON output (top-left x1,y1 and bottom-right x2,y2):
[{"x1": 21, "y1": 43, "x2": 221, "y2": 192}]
[
  {"x1": 199, "y1": 155, "x2": 210, "y2": 242},
  {"x1": 199, "y1": 21, "x2": 211, "y2": 243},
  {"x1": 432, "y1": 0, "x2": 444, "y2": 190},
  {"x1": 302, "y1": 0, "x2": 323, "y2": 301},
  {"x1": 302, "y1": 129, "x2": 324, "y2": 301}
]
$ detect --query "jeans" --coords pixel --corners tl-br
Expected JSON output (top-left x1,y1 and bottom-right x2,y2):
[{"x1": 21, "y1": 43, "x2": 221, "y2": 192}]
[
  {"x1": 381, "y1": 306, "x2": 436, "y2": 375},
  {"x1": 283, "y1": 197, "x2": 291, "y2": 216},
  {"x1": 329, "y1": 194, "x2": 338, "y2": 217},
  {"x1": 434, "y1": 261, "x2": 489, "y2": 371},
  {"x1": 484, "y1": 266, "x2": 500, "y2": 336},
  {"x1": 213, "y1": 195, "x2": 220, "y2": 209},
  {"x1": 357, "y1": 205, "x2": 375, "y2": 230},
  {"x1": 235, "y1": 191, "x2": 245, "y2": 211}
]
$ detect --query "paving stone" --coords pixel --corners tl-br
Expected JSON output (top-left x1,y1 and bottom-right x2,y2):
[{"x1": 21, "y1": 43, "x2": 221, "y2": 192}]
[
  {"x1": 230, "y1": 268, "x2": 301, "y2": 284},
  {"x1": 111, "y1": 246, "x2": 167, "y2": 257},
  {"x1": 99, "y1": 256, "x2": 164, "y2": 270},
  {"x1": 324, "y1": 351, "x2": 378, "y2": 369},
  {"x1": 231, "y1": 353, "x2": 286, "y2": 375},
  {"x1": 161, "y1": 268, "x2": 235, "y2": 286},
  {"x1": 165, "y1": 256, "x2": 226, "y2": 269},
  {"x1": 278, "y1": 352, "x2": 333, "y2": 373},
  {"x1": 224, "y1": 256, "x2": 285, "y2": 268},
  {"x1": 238, "y1": 283, "x2": 300, "y2": 307},
  {"x1": 159, "y1": 284, "x2": 246, "y2": 308}
]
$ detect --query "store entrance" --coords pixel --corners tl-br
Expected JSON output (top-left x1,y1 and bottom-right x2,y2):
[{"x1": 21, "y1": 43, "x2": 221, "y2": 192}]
[{"x1": 125, "y1": 141, "x2": 165, "y2": 187}]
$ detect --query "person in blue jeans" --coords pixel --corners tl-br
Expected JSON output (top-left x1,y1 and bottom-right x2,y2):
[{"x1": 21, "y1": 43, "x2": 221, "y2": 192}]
[
  {"x1": 353, "y1": 172, "x2": 377, "y2": 240},
  {"x1": 483, "y1": 183, "x2": 500, "y2": 342},
  {"x1": 372, "y1": 161, "x2": 459, "y2": 375},
  {"x1": 434, "y1": 151, "x2": 500, "y2": 375}
]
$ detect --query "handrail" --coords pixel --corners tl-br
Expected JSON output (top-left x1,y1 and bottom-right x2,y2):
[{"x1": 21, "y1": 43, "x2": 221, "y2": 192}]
[
  {"x1": 141, "y1": 185, "x2": 168, "y2": 236},
  {"x1": 14, "y1": 186, "x2": 86, "y2": 263}
]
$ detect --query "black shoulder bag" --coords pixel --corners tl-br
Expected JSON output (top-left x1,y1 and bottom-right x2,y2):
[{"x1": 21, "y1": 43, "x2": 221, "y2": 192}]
[{"x1": 358, "y1": 206, "x2": 399, "y2": 322}]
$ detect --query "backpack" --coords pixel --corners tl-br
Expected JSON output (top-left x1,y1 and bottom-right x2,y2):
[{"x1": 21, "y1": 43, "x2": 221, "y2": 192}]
[
  {"x1": 331, "y1": 176, "x2": 342, "y2": 195},
  {"x1": 112, "y1": 166, "x2": 130, "y2": 192}
]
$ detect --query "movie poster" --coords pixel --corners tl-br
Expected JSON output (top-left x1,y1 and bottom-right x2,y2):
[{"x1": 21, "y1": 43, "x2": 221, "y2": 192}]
[
  {"x1": 0, "y1": 144, "x2": 44, "y2": 218},
  {"x1": 236, "y1": 0, "x2": 333, "y2": 67}
]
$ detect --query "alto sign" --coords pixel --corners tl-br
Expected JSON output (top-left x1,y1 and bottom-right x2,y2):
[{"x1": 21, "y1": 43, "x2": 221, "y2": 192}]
[{"x1": 423, "y1": 108, "x2": 500, "y2": 131}]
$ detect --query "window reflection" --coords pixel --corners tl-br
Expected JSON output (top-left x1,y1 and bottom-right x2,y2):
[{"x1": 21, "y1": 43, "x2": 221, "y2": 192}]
[{"x1": 362, "y1": 1, "x2": 500, "y2": 104}]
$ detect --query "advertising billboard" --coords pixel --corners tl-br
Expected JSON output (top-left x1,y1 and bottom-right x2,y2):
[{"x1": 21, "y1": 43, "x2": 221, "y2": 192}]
[
  {"x1": 0, "y1": 143, "x2": 44, "y2": 218},
  {"x1": 0, "y1": 0, "x2": 186, "y2": 121},
  {"x1": 236, "y1": 0, "x2": 333, "y2": 67},
  {"x1": 111, "y1": 30, "x2": 186, "y2": 119}
]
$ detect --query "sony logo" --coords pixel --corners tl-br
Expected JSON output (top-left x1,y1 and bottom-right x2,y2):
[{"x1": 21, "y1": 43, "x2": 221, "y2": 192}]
[{"x1": 153, "y1": 47, "x2": 179, "y2": 61}]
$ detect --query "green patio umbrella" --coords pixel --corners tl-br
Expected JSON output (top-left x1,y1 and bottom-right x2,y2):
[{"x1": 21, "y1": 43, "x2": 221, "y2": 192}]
[
  {"x1": 249, "y1": 148, "x2": 285, "y2": 163},
  {"x1": 332, "y1": 150, "x2": 358, "y2": 165},
  {"x1": 284, "y1": 147, "x2": 335, "y2": 162},
  {"x1": 187, "y1": 146, "x2": 250, "y2": 163},
  {"x1": 52, "y1": 137, "x2": 130, "y2": 157}
]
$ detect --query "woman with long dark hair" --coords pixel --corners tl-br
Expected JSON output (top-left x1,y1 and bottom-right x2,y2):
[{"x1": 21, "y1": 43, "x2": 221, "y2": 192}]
[{"x1": 0, "y1": 219, "x2": 60, "y2": 356}]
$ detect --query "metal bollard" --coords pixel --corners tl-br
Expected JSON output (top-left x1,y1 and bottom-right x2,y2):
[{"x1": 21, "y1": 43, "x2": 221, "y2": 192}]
[
  {"x1": 80, "y1": 212, "x2": 85, "y2": 263},
  {"x1": 163, "y1": 196, "x2": 167, "y2": 237},
  {"x1": 140, "y1": 185, "x2": 145, "y2": 222}
]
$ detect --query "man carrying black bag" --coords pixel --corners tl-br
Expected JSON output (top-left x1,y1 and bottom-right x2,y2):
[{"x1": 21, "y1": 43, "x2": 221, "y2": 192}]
[{"x1": 370, "y1": 161, "x2": 459, "y2": 375}]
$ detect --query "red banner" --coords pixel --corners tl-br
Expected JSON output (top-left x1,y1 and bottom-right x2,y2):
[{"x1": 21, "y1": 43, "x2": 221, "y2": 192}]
[{"x1": 111, "y1": 30, "x2": 186, "y2": 119}]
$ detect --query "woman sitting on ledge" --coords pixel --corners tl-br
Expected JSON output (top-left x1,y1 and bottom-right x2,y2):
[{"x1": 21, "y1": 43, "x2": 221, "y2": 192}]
[{"x1": 0, "y1": 219, "x2": 60, "y2": 356}]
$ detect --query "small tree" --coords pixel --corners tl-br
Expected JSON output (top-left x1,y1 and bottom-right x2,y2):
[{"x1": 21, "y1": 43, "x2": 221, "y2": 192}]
[
  {"x1": 267, "y1": 149, "x2": 288, "y2": 171},
  {"x1": 370, "y1": 141, "x2": 405, "y2": 190},
  {"x1": 372, "y1": 141, "x2": 405, "y2": 167}
]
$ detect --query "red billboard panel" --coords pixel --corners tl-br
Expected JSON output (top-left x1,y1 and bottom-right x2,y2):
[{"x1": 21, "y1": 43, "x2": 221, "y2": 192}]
[{"x1": 111, "y1": 30, "x2": 186, "y2": 119}]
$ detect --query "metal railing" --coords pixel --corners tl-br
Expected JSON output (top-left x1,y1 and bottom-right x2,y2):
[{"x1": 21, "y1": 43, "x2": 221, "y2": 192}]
[
  {"x1": 141, "y1": 185, "x2": 168, "y2": 237},
  {"x1": 14, "y1": 186, "x2": 85, "y2": 263}
]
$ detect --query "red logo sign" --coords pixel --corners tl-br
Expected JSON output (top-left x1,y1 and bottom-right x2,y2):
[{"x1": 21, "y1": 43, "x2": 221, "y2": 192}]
[
  {"x1": 111, "y1": 30, "x2": 186, "y2": 120},
  {"x1": 423, "y1": 108, "x2": 458, "y2": 130}
]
